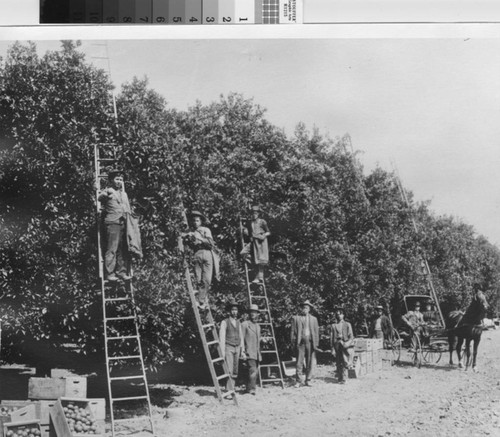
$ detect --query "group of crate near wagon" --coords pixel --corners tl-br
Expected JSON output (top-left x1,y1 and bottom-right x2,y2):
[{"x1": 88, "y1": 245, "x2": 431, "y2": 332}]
[{"x1": 99, "y1": 169, "x2": 489, "y2": 395}]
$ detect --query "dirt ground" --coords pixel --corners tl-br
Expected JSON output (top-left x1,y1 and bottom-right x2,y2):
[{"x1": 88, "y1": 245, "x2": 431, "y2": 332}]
[
  {"x1": 2, "y1": 329, "x2": 499, "y2": 437},
  {"x1": 154, "y1": 329, "x2": 500, "y2": 437}
]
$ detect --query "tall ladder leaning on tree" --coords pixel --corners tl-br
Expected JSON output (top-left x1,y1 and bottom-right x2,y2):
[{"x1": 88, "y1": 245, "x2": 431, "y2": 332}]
[
  {"x1": 92, "y1": 41, "x2": 155, "y2": 437},
  {"x1": 177, "y1": 205, "x2": 238, "y2": 405},
  {"x1": 392, "y1": 166, "x2": 446, "y2": 328},
  {"x1": 239, "y1": 216, "x2": 285, "y2": 389}
]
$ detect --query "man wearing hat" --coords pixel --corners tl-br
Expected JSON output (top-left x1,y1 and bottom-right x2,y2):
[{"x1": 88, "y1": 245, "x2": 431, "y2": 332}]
[
  {"x1": 219, "y1": 299, "x2": 244, "y2": 394},
  {"x1": 369, "y1": 305, "x2": 393, "y2": 346},
  {"x1": 290, "y1": 300, "x2": 319, "y2": 387},
  {"x1": 98, "y1": 169, "x2": 132, "y2": 281},
  {"x1": 240, "y1": 205, "x2": 270, "y2": 283},
  {"x1": 423, "y1": 300, "x2": 440, "y2": 326},
  {"x1": 330, "y1": 306, "x2": 354, "y2": 384},
  {"x1": 402, "y1": 301, "x2": 429, "y2": 348},
  {"x1": 183, "y1": 211, "x2": 220, "y2": 308},
  {"x1": 241, "y1": 304, "x2": 262, "y2": 395}
]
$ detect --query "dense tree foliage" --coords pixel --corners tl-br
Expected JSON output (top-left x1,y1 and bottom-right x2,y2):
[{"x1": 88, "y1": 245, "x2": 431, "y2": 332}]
[{"x1": 0, "y1": 42, "x2": 499, "y2": 369}]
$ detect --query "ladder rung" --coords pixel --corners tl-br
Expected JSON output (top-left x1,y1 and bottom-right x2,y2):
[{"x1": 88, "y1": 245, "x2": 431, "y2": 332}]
[
  {"x1": 97, "y1": 158, "x2": 117, "y2": 162},
  {"x1": 108, "y1": 355, "x2": 142, "y2": 361},
  {"x1": 105, "y1": 297, "x2": 130, "y2": 302},
  {"x1": 259, "y1": 323, "x2": 273, "y2": 325},
  {"x1": 260, "y1": 378, "x2": 283, "y2": 382},
  {"x1": 251, "y1": 295, "x2": 267, "y2": 299},
  {"x1": 259, "y1": 364, "x2": 281, "y2": 367},
  {"x1": 261, "y1": 336, "x2": 274, "y2": 340},
  {"x1": 202, "y1": 323, "x2": 215, "y2": 329},
  {"x1": 216, "y1": 373, "x2": 230, "y2": 380},
  {"x1": 222, "y1": 391, "x2": 235, "y2": 398},
  {"x1": 110, "y1": 375, "x2": 146, "y2": 381},
  {"x1": 212, "y1": 357, "x2": 224, "y2": 363},
  {"x1": 106, "y1": 316, "x2": 135, "y2": 321},
  {"x1": 207, "y1": 340, "x2": 219, "y2": 346},
  {"x1": 108, "y1": 335, "x2": 139, "y2": 341},
  {"x1": 261, "y1": 350, "x2": 279, "y2": 354},
  {"x1": 113, "y1": 416, "x2": 151, "y2": 424},
  {"x1": 111, "y1": 396, "x2": 149, "y2": 402}
]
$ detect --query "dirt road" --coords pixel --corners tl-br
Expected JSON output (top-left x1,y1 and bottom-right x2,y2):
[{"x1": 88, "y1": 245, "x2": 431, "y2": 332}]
[{"x1": 155, "y1": 329, "x2": 500, "y2": 437}]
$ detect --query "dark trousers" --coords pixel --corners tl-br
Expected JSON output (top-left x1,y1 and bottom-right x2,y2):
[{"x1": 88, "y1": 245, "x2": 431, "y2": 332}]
[
  {"x1": 296, "y1": 337, "x2": 314, "y2": 383},
  {"x1": 104, "y1": 222, "x2": 127, "y2": 276},
  {"x1": 246, "y1": 359, "x2": 258, "y2": 392}
]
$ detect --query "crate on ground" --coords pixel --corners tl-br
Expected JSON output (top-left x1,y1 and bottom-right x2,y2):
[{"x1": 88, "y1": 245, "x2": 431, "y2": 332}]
[
  {"x1": 382, "y1": 359, "x2": 392, "y2": 370},
  {"x1": 3, "y1": 419, "x2": 42, "y2": 437},
  {"x1": 372, "y1": 349, "x2": 381, "y2": 364},
  {"x1": 354, "y1": 338, "x2": 384, "y2": 352},
  {"x1": 38, "y1": 400, "x2": 57, "y2": 426},
  {"x1": 9, "y1": 404, "x2": 37, "y2": 423},
  {"x1": 348, "y1": 356, "x2": 362, "y2": 378},
  {"x1": 50, "y1": 369, "x2": 76, "y2": 378},
  {"x1": 366, "y1": 360, "x2": 374, "y2": 374},
  {"x1": 0, "y1": 402, "x2": 39, "y2": 437},
  {"x1": 355, "y1": 351, "x2": 368, "y2": 365},
  {"x1": 373, "y1": 360, "x2": 383, "y2": 372},
  {"x1": 87, "y1": 399, "x2": 105, "y2": 423},
  {"x1": 379, "y1": 349, "x2": 394, "y2": 361},
  {"x1": 28, "y1": 376, "x2": 87, "y2": 400},
  {"x1": 50, "y1": 398, "x2": 104, "y2": 437}
]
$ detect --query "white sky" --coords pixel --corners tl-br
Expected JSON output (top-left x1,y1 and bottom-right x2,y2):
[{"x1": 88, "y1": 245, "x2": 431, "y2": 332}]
[{"x1": 1, "y1": 37, "x2": 500, "y2": 246}]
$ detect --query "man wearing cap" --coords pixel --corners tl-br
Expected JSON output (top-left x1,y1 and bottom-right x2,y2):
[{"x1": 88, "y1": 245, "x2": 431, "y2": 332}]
[
  {"x1": 240, "y1": 205, "x2": 270, "y2": 283},
  {"x1": 369, "y1": 305, "x2": 393, "y2": 346},
  {"x1": 98, "y1": 169, "x2": 132, "y2": 282},
  {"x1": 330, "y1": 306, "x2": 354, "y2": 384},
  {"x1": 183, "y1": 211, "x2": 220, "y2": 308},
  {"x1": 219, "y1": 300, "x2": 244, "y2": 394},
  {"x1": 423, "y1": 300, "x2": 440, "y2": 326},
  {"x1": 241, "y1": 304, "x2": 262, "y2": 395},
  {"x1": 290, "y1": 300, "x2": 319, "y2": 387},
  {"x1": 402, "y1": 301, "x2": 429, "y2": 348}
]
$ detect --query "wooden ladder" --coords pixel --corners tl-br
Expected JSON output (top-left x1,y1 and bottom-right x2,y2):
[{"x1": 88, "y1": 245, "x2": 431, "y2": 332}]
[
  {"x1": 95, "y1": 142, "x2": 155, "y2": 436},
  {"x1": 178, "y1": 226, "x2": 238, "y2": 405},
  {"x1": 239, "y1": 218, "x2": 285, "y2": 389}
]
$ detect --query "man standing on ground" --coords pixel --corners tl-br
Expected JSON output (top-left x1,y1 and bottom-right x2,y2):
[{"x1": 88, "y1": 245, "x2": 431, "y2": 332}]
[
  {"x1": 98, "y1": 169, "x2": 132, "y2": 282},
  {"x1": 369, "y1": 305, "x2": 393, "y2": 347},
  {"x1": 241, "y1": 304, "x2": 262, "y2": 395},
  {"x1": 330, "y1": 306, "x2": 354, "y2": 384},
  {"x1": 219, "y1": 300, "x2": 244, "y2": 395},
  {"x1": 290, "y1": 300, "x2": 319, "y2": 387}
]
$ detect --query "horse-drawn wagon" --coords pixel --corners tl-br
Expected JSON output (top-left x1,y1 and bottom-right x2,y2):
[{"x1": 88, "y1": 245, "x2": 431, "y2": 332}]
[{"x1": 390, "y1": 295, "x2": 449, "y2": 368}]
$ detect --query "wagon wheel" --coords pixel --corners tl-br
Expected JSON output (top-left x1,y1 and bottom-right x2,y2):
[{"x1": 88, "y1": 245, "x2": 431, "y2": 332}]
[
  {"x1": 387, "y1": 328, "x2": 401, "y2": 364},
  {"x1": 409, "y1": 332, "x2": 422, "y2": 368},
  {"x1": 423, "y1": 339, "x2": 448, "y2": 364}
]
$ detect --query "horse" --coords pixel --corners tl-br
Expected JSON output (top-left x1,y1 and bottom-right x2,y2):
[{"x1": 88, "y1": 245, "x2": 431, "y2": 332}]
[{"x1": 447, "y1": 292, "x2": 488, "y2": 372}]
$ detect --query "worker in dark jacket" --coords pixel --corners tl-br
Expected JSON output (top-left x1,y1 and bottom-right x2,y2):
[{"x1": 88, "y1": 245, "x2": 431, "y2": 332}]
[
  {"x1": 241, "y1": 304, "x2": 262, "y2": 395},
  {"x1": 369, "y1": 305, "x2": 393, "y2": 346},
  {"x1": 98, "y1": 169, "x2": 132, "y2": 282},
  {"x1": 219, "y1": 299, "x2": 243, "y2": 396},
  {"x1": 330, "y1": 306, "x2": 354, "y2": 384}
]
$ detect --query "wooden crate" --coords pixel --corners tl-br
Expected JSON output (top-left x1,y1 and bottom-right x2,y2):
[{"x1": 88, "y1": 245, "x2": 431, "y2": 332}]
[
  {"x1": 87, "y1": 399, "x2": 106, "y2": 422},
  {"x1": 355, "y1": 351, "x2": 368, "y2": 365},
  {"x1": 50, "y1": 369, "x2": 76, "y2": 378},
  {"x1": 366, "y1": 361, "x2": 374, "y2": 374},
  {"x1": 379, "y1": 349, "x2": 394, "y2": 361},
  {"x1": 39, "y1": 400, "x2": 57, "y2": 425},
  {"x1": 3, "y1": 419, "x2": 42, "y2": 437},
  {"x1": 28, "y1": 377, "x2": 87, "y2": 400},
  {"x1": 10, "y1": 405, "x2": 37, "y2": 422},
  {"x1": 382, "y1": 359, "x2": 392, "y2": 370},
  {"x1": 373, "y1": 360, "x2": 383, "y2": 372},
  {"x1": 0, "y1": 402, "x2": 39, "y2": 437},
  {"x1": 50, "y1": 398, "x2": 104, "y2": 437},
  {"x1": 354, "y1": 338, "x2": 383, "y2": 352}
]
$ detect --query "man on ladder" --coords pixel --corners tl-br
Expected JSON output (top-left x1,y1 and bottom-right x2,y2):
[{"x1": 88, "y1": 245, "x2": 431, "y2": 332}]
[
  {"x1": 98, "y1": 168, "x2": 134, "y2": 282},
  {"x1": 240, "y1": 205, "x2": 270, "y2": 283}
]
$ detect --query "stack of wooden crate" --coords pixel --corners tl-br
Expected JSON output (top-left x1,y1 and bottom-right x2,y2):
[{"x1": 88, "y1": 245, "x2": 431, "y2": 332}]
[
  {"x1": 349, "y1": 338, "x2": 384, "y2": 378},
  {"x1": 1, "y1": 370, "x2": 105, "y2": 437}
]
